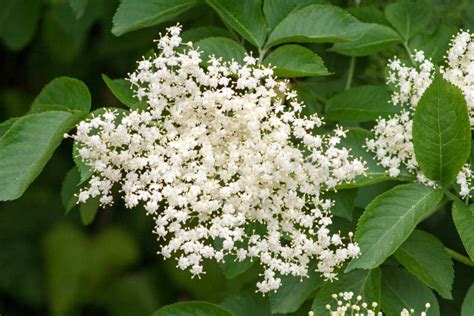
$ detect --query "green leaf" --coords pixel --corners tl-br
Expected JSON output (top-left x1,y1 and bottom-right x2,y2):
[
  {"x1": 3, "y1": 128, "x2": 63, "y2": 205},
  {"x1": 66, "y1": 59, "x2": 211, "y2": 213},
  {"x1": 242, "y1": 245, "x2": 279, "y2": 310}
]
[
  {"x1": 0, "y1": 0, "x2": 41, "y2": 50},
  {"x1": 73, "y1": 140, "x2": 93, "y2": 185},
  {"x1": 112, "y1": 0, "x2": 198, "y2": 36},
  {"x1": 263, "y1": 44, "x2": 330, "y2": 77},
  {"x1": 394, "y1": 230, "x2": 453, "y2": 299},
  {"x1": 0, "y1": 117, "x2": 18, "y2": 139},
  {"x1": 410, "y1": 24, "x2": 457, "y2": 63},
  {"x1": 412, "y1": 74, "x2": 471, "y2": 187},
  {"x1": 262, "y1": 0, "x2": 329, "y2": 30},
  {"x1": 196, "y1": 37, "x2": 246, "y2": 64},
  {"x1": 311, "y1": 269, "x2": 381, "y2": 315},
  {"x1": 325, "y1": 189, "x2": 358, "y2": 221},
  {"x1": 468, "y1": 139, "x2": 474, "y2": 168},
  {"x1": 348, "y1": 6, "x2": 389, "y2": 25},
  {"x1": 102, "y1": 74, "x2": 146, "y2": 110},
  {"x1": 384, "y1": 0, "x2": 432, "y2": 41},
  {"x1": 292, "y1": 82, "x2": 325, "y2": 116},
  {"x1": 162, "y1": 260, "x2": 230, "y2": 301},
  {"x1": 205, "y1": 0, "x2": 266, "y2": 48},
  {"x1": 80, "y1": 197, "x2": 100, "y2": 225},
  {"x1": 68, "y1": 0, "x2": 88, "y2": 19},
  {"x1": 381, "y1": 266, "x2": 440, "y2": 316},
  {"x1": 452, "y1": 202, "x2": 474, "y2": 261},
  {"x1": 152, "y1": 301, "x2": 234, "y2": 316},
  {"x1": 61, "y1": 167, "x2": 80, "y2": 213},
  {"x1": 330, "y1": 23, "x2": 401, "y2": 56},
  {"x1": 462, "y1": 284, "x2": 474, "y2": 316},
  {"x1": 337, "y1": 128, "x2": 414, "y2": 188},
  {"x1": 266, "y1": 5, "x2": 370, "y2": 48},
  {"x1": 0, "y1": 111, "x2": 83, "y2": 201},
  {"x1": 217, "y1": 223, "x2": 263, "y2": 279},
  {"x1": 181, "y1": 26, "x2": 232, "y2": 43},
  {"x1": 43, "y1": 2, "x2": 101, "y2": 62},
  {"x1": 466, "y1": 4, "x2": 474, "y2": 30},
  {"x1": 325, "y1": 85, "x2": 399, "y2": 122},
  {"x1": 221, "y1": 291, "x2": 271, "y2": 316},
  {"x1": 347, "y1": 183, "x2": 443, "y2": 271},
  {"x1": 269, "y1": 267, "x2": 323, "y2": 314},
  {"x1": 31, "y1": 77, "x2": 91, "y2": 113},
  {"x1": 219, "y1": 256, "x2": 253, "y2": 279},
  {"x1": 355, "y1": 181, "x2": 399, "y2": 210}
]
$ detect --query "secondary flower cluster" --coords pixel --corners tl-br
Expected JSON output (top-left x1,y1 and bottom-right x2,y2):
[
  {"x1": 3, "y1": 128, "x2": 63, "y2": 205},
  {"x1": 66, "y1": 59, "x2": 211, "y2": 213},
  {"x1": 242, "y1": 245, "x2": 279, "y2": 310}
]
[
  {"x1": 71, "y1": 25, "x2": 365, "y2": 293},
  {"x1": 387, "y1": 51, "x2": 434, "y2": 109},
  {"x1": 367, "y1": 40, "x2": 474, "y2": 198},
  {"x1": 318, "y1": 291, "x2": 430, "y2": 316},
  {"x1": 442, "y1": 31, "x2": 474, "y2": 126}
]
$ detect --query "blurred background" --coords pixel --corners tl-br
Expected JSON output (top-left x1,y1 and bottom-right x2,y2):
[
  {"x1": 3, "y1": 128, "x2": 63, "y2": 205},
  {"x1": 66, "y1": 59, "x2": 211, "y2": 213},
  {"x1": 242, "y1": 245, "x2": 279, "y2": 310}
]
[{"x1": 1, "y1": 0, "x2": 474, "y2": 315}]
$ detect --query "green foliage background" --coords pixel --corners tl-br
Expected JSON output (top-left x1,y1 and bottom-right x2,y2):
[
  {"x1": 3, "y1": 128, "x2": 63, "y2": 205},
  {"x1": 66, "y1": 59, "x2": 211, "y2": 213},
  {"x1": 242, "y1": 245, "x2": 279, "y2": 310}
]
[{"x1": 1, "y1": 0, "x2": 474, "y2": 315}]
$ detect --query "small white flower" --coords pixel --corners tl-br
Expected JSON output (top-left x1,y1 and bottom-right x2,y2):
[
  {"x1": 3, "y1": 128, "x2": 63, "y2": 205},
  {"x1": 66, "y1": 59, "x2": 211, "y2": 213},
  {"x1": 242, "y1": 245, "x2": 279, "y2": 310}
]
[
  {"x1": 442, "y1": 31, "x2": 474, "y2": 126},
  {"x1": 325, "y1": 291, "x2": 430, "y2": 316}
]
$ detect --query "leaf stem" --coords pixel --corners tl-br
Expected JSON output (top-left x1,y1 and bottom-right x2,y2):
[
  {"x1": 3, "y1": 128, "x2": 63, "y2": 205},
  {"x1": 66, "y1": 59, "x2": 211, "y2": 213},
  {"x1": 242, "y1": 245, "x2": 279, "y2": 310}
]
[
  {"x1": 258, "y1": 47, "x2": 267, "y2": 62},
  {"x1": 444, "y1": 190, "x2": 465, "y2": 204},
  {"x1": 403, "y1": 42, "x2": 416, "y2": 65},
  {"x1": 422, "y1": 197, "x2": 449, "y2": 221},
  {"x1": 445, "y1": 247, "x2": 474, "y2": 267},
  {"x1": 345, "y1": 57, "x2": 356, "y2": 90}
]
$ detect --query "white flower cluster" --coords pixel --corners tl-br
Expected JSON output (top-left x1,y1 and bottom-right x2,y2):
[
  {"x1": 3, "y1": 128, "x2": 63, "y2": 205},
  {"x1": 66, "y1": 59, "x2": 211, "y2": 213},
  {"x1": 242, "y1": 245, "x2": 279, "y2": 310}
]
[
  {"x1": 71, "y1": 25, "x2": 365, "y2": 293},
  {"x1": 387, "y1": 51, "x2": 434, "y2": 109},
  {"x1": 367, "y1": 48, "x2": 474, "y2": 197},
  {"x1": 366, "y1": 111, "x2": 417, "y2": 178},
  {"x1": 442, "y1": 31, "x2": 474, "y2": 126},
  {"x1": 316, "y1": 292, "x2": 430, "y2": 316}
]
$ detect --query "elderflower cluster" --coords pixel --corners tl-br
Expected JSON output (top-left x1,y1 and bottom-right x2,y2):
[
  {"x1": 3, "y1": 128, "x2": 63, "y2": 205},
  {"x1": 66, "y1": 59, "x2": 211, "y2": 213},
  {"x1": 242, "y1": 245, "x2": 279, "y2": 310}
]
[
  {"x1": 387, "y1": 51, "x2": 434, "y2": 109},
  {"x1": 442, "y1": 31, "x2": 474, "y2": 126},
  {"x1": 318, "y1": 292, "x2": 430, "y2": 316},
  {"x1": 71, "y1": 25, "x2": 365, "y2": 293},
  {"x1": 367, "y1": 48, "x2": 474, "y2": 198}
]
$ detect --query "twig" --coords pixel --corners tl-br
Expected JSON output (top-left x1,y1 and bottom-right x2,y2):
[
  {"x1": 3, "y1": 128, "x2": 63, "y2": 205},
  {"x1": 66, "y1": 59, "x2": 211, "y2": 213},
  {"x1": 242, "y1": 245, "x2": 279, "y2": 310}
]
[{"x1": 445, "y1": 247, "x2": 474, "y2": 267}]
